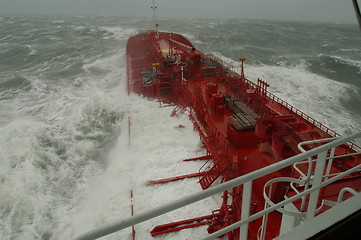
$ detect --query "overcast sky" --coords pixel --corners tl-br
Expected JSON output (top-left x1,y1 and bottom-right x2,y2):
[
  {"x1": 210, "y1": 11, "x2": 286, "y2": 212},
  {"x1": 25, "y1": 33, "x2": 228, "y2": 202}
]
[{"x1": 0, "y1": 0, "x2": 358, "y2": 24}]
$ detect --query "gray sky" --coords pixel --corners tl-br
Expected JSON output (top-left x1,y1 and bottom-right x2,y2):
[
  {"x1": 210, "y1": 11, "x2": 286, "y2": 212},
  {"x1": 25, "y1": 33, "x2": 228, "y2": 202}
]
[{"x1": 0, "y1": 0, "x2": 358, "y2": 24}]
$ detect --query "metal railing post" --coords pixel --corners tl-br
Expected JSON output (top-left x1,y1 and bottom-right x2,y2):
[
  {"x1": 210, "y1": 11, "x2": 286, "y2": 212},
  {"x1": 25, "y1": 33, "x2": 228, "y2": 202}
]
[
  {"x1": 240, "y1": 181, "x2": 253, "y2": 240},
  {"x1": 325, "y1": 147, "x2": 336, "y2": 180},
  {"x1": 306, "y1": 150, "x2": 327, "y2": 220}
]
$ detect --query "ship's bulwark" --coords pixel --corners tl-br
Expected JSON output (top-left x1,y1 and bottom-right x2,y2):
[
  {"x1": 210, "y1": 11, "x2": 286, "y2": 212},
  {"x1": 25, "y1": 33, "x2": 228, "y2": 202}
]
[{"x1": 0, "y1": 16, "x2": 360, "y2": 239}]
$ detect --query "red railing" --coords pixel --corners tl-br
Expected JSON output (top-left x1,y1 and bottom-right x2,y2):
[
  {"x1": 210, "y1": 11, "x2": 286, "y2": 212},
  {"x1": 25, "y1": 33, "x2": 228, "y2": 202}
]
[
  {"x1": 265, "y1": 91, "x2": 340, "y2": 138},
  {"x1": 201, "y1": 56, "x2": 361, "y2": 152},
  {"x1": 212, "y1": 60, "x2": 340, "y2": 137}
]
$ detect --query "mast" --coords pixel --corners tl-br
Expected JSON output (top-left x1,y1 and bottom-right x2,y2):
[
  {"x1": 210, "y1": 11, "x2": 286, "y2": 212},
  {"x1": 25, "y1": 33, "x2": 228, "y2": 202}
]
[
  {"x1": 352, "y1": 0, "x2": 361, "y2": 30},
  {"x1": 151, "y1": 0, "x2": 159, "y2": 38},
  {"x1": 239, "y1": 57, "x2": 247, "y2": 79}
]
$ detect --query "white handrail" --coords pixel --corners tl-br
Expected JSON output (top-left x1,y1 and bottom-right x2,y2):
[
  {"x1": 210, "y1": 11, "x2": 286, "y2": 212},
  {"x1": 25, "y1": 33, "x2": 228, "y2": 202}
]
[
  {"x1": 203, "y1": 164, "x2": 361, "y2": 240},
  {"x1": 74, "y1": 131, "x2": 361, "y2": 240}
]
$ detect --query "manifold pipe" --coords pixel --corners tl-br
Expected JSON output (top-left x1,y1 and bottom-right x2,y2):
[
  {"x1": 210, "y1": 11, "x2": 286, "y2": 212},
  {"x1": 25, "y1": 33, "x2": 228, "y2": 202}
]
[{"x1": 74, "y1": 131, "x2": 361, "y2": 240}]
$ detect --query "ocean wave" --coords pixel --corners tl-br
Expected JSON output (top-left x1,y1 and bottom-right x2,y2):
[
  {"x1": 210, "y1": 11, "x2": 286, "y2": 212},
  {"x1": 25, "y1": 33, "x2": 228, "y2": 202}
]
[
  {"x1": 101, "y1": 26, "x2": 138, "y2": 40},
  {"x1": 51, "y1": 20, "x2": 65, "y2": 24},
  {"x1": 0, "y1": 117, "x2": 106, "y2": 240},
  {"x1": 339, "y1": 48, "x2": 360, "y2": 53},
  {"x1": 0, "y1": 74, "x2": 32, "y2": 100},
  {"x1": 307, "y1": 54, "x2": 361, "y2": 86},
  {"x1": 247, "y1": 63, "x2": 360, "y2": 135},
  {"x1": 0, "y1": 75, "x2": 31, "y2": 91},
  {"x1": 0, "y1": 90, "x2": 125, "y2": 239}
]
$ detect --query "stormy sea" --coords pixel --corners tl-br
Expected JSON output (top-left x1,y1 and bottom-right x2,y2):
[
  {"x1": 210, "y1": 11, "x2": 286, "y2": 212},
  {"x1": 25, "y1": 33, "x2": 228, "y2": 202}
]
[{"x1": 0, "y1": 15, "x2": 360, "y2": 240}]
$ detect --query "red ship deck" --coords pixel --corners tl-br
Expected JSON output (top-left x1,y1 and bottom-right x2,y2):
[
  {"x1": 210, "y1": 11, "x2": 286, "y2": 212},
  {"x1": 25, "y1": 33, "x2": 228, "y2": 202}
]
[{"x1": 126, "y1": 31, "x2": 361, "y2": 239}]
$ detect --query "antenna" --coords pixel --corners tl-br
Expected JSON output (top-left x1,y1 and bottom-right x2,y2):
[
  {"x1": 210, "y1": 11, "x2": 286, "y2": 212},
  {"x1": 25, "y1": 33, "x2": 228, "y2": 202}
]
[{"x1": 151, "y1": 0, "x2": 159, "y2": 38}]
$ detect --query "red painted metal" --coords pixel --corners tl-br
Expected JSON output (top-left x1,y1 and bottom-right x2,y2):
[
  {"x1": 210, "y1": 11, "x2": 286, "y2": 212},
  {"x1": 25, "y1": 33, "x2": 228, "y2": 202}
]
[
  {"x1": 126, "y1": 30, "x2": 361, "y2": 239},
  {"x1": 128, "y1": 116, "x2": 131, "y2": 148},
  {"x1": 130, "y1": 190, "x2": 136, "y2": 240},
  {"x1": 183, "y1": 155, "x2": 211, "y2": 162},
  {"x1": 147, "y1": 171, "x2": 208, "y2": 185},
  {"x1": 150, "y1": 212, "x2": 221, "y2": 237}
]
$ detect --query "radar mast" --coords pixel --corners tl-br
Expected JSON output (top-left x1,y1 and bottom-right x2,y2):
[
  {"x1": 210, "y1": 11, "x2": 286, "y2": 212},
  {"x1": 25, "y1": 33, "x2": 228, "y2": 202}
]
[{"x1": 151, "y1": 0, "x2": 159, "y2": 38}]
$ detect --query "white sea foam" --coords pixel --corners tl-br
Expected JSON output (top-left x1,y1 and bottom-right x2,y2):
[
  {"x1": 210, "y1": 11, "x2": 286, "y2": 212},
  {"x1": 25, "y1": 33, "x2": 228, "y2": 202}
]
[
  {"x1": 0, "y1": 40, "x2": 128, "y2": 240},
  {"x1": 0, "y1": 119, "x2": 56, "y2": 240},
  {"x1": 64, "y1": 95, "x2": 218, "y2": 240},
  {"x1": 102, "y1": 27, "x2": 139, "y2": 40},
  {"x1": 181, "y1": 32, "x2": 203, "y2": 45},
  {"x1": 25, "y1": 44, "x2": 38, "y2": 56},
  {"x1": 52, "y1": 20, "x2": 65, "y2": 24},
  {"x1": 327, "y1": 54, "x2": 361, "y2": 69},
  {"x1": 1, "y1": 44, "x2": 213, "y2": 239}
]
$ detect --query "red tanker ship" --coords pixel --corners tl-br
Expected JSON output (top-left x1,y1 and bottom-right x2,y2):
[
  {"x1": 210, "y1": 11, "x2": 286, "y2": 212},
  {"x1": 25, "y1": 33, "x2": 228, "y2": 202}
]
[{"x1": 126, "y1": 29, "x2": 361, "y2": 240}]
